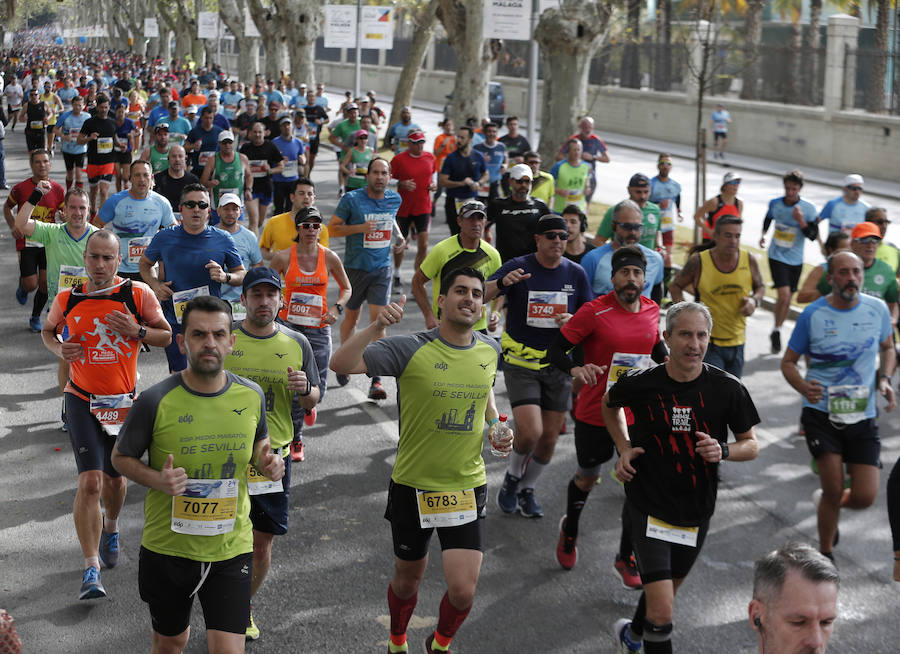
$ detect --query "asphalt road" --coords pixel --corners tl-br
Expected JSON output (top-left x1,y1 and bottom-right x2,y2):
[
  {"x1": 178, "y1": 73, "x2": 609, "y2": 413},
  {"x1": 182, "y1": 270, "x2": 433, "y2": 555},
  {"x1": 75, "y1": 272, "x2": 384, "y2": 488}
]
[{"x1": 1, "y1": 96, "x2": 898, "y2": 653}]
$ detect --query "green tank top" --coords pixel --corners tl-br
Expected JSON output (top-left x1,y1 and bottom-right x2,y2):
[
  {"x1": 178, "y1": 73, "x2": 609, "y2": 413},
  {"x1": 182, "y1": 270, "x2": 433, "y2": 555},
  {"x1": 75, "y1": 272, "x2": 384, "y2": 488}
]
[
  {"x1": 214, "y1": 153, "x2": 244, "y2": 207},
  {"x1": 347, "y1": 147, "x2": 374, "y2": 190},
  {"x1": 148, "y1": 144, "x2": 170, "y2": 174}
]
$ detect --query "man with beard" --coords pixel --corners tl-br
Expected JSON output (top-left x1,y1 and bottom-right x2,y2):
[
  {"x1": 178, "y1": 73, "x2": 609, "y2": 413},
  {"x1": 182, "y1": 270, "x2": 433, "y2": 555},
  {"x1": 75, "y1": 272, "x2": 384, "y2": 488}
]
[
  {"x1": 439, "y1": 126, "x2": 488, "y2": 236},
  {"x1": 112, "y1": 295, "x2": 283, "y2": 654},
  {"x1": 782, "y1": 250, "x2": 896, "y2": 563},
  {"x1": 223, "y1": 268, "x2": 320, "y2": 641},
  {"x1": 153, "y1": 145, "x2": 200, "y2": 215},
  {"x1": 581, "y1": 200, "x2": 664, "y2": 302},
  {"x1": 486, "y1": 163, "x2": 550, "y2": 263},
  {"x1": 669, "y1": 216, "x2": 765, "y2": 378},
  {"x1": 548, "y1": 246, "x2": 667, "y2": 576}
]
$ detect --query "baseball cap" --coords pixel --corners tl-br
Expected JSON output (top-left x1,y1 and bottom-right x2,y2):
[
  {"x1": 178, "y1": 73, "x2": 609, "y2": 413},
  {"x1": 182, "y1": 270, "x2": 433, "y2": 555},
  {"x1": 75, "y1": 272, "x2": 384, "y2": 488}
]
[
  {"x1": 537, "y1": 214, "x2": 568, "y2": 233},
  {"x1": 722, "y1": 171, "x2": 741, "y2": 185},
  {"x1": 279, "y1": 115, "x2": 293, "y2": 125},
  {"x1": 843, "y1": 174, "x2": 864, "y2": 188},
  {"x1": 509, "y1": 163, "x2": 533, "y2": 181},
  {"x1": 407, "y1": 130, "x2": 426, "y2": 143},
  {"x1": 167, "y1": 100, "x2": 179, "y2": 108},
  {"x1": 294, "y1": 206, "x2": 324, "y2": 225},
  {"x1": 154, "y1": 122, "x2": 169, "y2": 131},
  {"x1": 185, "y1": 105, "x2": 199, "y2": 114},
  {"x1": 218, "y1": 130, "x2": 236, "y2": 142},
  {"x1": 628, "y1": 173, "x2": 651, "y2": 187},
  {"x1": 851, "y1": 221, "x2": 881, "y2": 240},
  {"x1": 207, "y1": 91, "x2": 218, "y2": 99},
  {"x1": 354, "y1": 129, "x2": 369, "y2": 139},
  {"x1": 218, "y1": 192, "x2": 242, "y2": 208},
  {"x1": 458, "y1": 201, "x2": 486, "y2": 220},
  {"x1": 242, "y1": 267, "x2": 283, "y2": 292},
  {"x1": 346, "y1": 103, "x2": 359, "y2": 111}
]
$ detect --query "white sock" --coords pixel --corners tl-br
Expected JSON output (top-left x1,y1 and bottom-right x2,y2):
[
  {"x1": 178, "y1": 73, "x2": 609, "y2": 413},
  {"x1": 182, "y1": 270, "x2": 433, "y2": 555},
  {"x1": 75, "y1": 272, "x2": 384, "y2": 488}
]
[
  {"x1": 773, "y1": 326, "x2": 781, "y2": 334},
  {"x1": 104, "y1": 516, "x2": 118, "y2": 533},
  {"x1": 519, "y1": 457, "x2": 548, "y2": 491},
  {"x1": 85, "y1": 556, "x2": 100, "y2": 571},
  {"x1": 505, "y1": 451, "x2": 529, "y2": 479}
]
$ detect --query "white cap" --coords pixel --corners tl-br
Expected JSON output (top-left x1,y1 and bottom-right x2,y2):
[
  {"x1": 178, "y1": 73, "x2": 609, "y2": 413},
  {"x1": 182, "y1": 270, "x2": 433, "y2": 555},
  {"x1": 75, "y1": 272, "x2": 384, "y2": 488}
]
[
  {"x1": 509, "y1": 163, "x2": 533, "y2": 180},
  {"x1": 218, "y1": 192, "x2": 242, "y2": 208},
  {"x1": 218, "y1": 130, "x2": 236, "y2": 142},
  {"x1": 843, "y1": 174, "x2": 864, "y2": 188}
]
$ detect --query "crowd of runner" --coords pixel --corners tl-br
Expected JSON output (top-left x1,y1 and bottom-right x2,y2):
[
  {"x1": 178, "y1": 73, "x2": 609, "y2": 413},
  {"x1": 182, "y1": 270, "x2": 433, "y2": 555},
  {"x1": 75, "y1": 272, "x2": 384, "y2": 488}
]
[{"x1": 2, "y1": 43, "x2": 899, "y2": 653}]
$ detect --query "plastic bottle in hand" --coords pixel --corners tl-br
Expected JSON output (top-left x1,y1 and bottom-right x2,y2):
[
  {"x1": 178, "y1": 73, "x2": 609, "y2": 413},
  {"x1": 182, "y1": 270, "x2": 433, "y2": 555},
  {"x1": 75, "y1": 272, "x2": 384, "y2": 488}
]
[{"x1": 489, "y1": 414, "x2": 514, "y2": 458}]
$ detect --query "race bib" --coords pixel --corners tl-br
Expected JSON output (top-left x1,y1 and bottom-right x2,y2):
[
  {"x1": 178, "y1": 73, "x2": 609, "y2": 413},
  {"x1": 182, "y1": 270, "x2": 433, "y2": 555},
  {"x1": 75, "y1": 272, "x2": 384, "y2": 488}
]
[
  {"x1": 249, "y1": 159, "x2": 267, "y2": 178},
  {"x1": 29, "y1": 120, "x2": 44, "y2": 130},
  {"x1": 247, "y1": 462, "x2": 282, "y2": 495},
  {"x1": 127, "y1": 236, "x2": 152, "y2": 264},
  {"x1": 526, "y1": 291, "x2": 567, "y2": 328},
  {"x1": 171, "y1": 478, "x2": 238, "y2": 536},
  {"x1": 173, "y1": 286, "x2": 210, "y2": 324},
  {"x1": 659, "y1": 204, "x2": 676, "y2": 231},
  {"x1": 286, "y1": 291, "x2": 323, "y2": 327},
  {"x1": 97, "y1": 137, "x2": 113, "y2": 154},
  {"x1": 827, "y1": 384, "x2": 869, "y2": 426},
  {"x1": 282, "y1": 160, "x2": 298, "y2": 178},
  {"x1": 363, "y1": 218, "x2": 392, "y2": 249},
  {"x1": 230, "y1": 300, "x2": 247, "y2": 322},
  {"x1": 646, "y1": 515, "x2": 699, "y2": 547},
  {"x1": 607, "y1": 353, "x2": 653, "y2": 391},
  {"x1": 416, "y1": 488, "x2": 477, "y2": 528},
  {"x1": 90, "y1": 394, "x2": 133, "y2": 436},
  {"x1": 198, "y1": 150, "x2": 215, "y2": 168},
  {"x1": 773, "y1": 223, "x2": 797, "y2": 249},
  {"x1": 169, "y1": 132, "x2": 186, "y2": 145},
  {"x1": 59, "y1": 264, "x2": 88, "y2": 290},
  {"x1": 476, "y1": 184, "x2": 490, "y2": 198},
  {"x1": 714, "y1": 121, "x2": 727, "y2": 132}
]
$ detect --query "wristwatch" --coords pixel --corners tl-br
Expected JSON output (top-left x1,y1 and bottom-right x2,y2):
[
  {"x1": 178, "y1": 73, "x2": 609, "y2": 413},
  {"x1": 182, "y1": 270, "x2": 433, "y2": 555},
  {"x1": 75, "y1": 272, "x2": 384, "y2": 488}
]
[
  {"x1": 137, "y1": 326, "x2": 147, "y2": 340},
  {"x1": 335, "y1": 302, "x2": 344, "y2": 315},
  {"x1": 720, "y1": 442, "x2": 730, "y2": 461}
]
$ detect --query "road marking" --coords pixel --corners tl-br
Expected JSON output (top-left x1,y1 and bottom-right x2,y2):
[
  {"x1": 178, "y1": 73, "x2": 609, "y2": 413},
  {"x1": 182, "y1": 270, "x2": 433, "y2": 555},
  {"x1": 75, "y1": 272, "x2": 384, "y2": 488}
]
[
  {"x1": 755, "y1": 425, "x2": 793, "y2": 450},
  {"x1": 345, "y1": 387, "x2": 399, "y2": 442}
]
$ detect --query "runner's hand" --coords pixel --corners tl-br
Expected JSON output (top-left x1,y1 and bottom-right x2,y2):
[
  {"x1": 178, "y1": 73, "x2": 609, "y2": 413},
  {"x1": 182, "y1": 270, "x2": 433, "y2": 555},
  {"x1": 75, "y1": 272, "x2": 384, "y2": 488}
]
[
  {"x1": 159, "y1": 454, "x2": 187, "y2": 496},
  {"x1": 695, "y1": 431, "x2": 722, "y2": 463},
  {"x1": 488, "y1": 311, "x2": 500, "y2": 332},
  {"x1": 257, "y1": 442, "x2": 285, "y2": 481},
  {"x1": 377, "y1": 295, "x2": 406, "y2": 329},
  {"x1": 392, "y1": 237, "x2": 406, "y2": 255},
  {"x1": 554, "y1": 312, "x2": 573, "y2": 327},
  {"x1": 880, "y1": 377, "x2": 896, "y2": 412},
  {"x1": 59, "y1": 336, "x2": 84, "y2": 362},
  {"x1": 615, "y1": 446, "x2": 644, "y2": 483},
  {"x1": 803, "y1": 379, "x2": 823, "y2": 404},
  {"x1": 152, "y1": 279, "x2": 174, "y2": 301},
  {"x1": 205, "y1": 259, "x2": 226, "y2": 283},
  {"x1": 571, "y1": 363, "x2": 606, "y2": 386},
  {"x1": 105, "y1": 307, "x2": 140, "y2": 338},
  {"x1": 36, "y1": 179, "x2": 52, "y2": 195},
  {"x1": 502, "y1": 268, "x2": 531, "y2": 288},
  {"x1": 286, "y1": 366, "x2": 308, "y2": 394}
]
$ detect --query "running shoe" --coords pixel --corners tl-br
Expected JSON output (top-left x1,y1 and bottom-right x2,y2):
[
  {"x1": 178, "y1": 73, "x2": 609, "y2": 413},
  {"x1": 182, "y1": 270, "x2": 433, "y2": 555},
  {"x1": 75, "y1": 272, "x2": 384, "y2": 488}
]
[
  {"x1": 368, "y1": 379, "x2": 388, "y2": 400},
  {"x1": 770, "y1": 330, "x2": 781, "y2": 354},
  {"x1": 303, "y1": 407, "x2": 317, "y2": 427},
  {"x1": 246, "y1": 607, "x2": 260, "y2": 640},
  {"x1": 613, "y1": 618, "x2": 643, "y2": 652},
  {"x1": 290, "y1": 440, "x2": 305, "y2": 463},
  {"x1": 336, "y1": 373, "x2": 351, "y2": 387},
  {"x1": 517, "y1": 488, "x2": 543, "y2": 518},
  {"x1": 79, "y1": 566, "x2": 107, "y2": 600},
  {"x1": 15, "y1": 285, "x2": 28, "y2": 305},
  {"x1": 496, "y1": 472, "x2": 520, "y2": 513},
  {"x1": 392, "y1": 276, "x2": 403, "y2": 294},
  {"x1": 423, "y1": 633, "x2": 450, "y2": 654},
  {"x1": 556, "y1": 515, "x2": 577, "y2": 570},
  {"x1": 99, "y1": 529, "x2": 119, "y2": 568},
  {"x1": 614, "y1": 554, "x2": 643, "y2": 590},
  {"x1": 29, "y1": 315, "x2": 42, "y2": 332}
]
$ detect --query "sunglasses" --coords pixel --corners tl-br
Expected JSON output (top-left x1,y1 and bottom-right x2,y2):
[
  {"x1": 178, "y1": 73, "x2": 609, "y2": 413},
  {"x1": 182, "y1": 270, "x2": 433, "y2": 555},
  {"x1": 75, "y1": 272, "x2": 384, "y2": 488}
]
[
  {"x1": 356, "y1": 136, "x2": 368, "y2": 141},
  {"x1": 854, "y1": 236, "x2": 881, "y2": 244},
  {"x1": 181, "y1": 200, "x2": 209, "y2": 209},
  {"x1": 727, "y1": 181, "x2": 740, "y2": 185},
  {"x1": 846, "y1": 186, "x2": 863, "y2": 192},
  {"x1": 614, "y1": 222, "x2": 643, "y2": 232},
  {"x1": 299, "y1": 222, "x2": 321, "y2": 230},
  {"x1": 542, "y1": 231, "x2": 569, "y2": 240}
]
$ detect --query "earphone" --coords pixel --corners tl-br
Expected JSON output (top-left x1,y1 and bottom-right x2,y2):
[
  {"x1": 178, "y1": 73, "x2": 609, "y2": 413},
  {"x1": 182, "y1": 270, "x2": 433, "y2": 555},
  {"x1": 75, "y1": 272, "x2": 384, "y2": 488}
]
[{"x1": 754, "y1": 616, "x2": 763, "y2": 630}]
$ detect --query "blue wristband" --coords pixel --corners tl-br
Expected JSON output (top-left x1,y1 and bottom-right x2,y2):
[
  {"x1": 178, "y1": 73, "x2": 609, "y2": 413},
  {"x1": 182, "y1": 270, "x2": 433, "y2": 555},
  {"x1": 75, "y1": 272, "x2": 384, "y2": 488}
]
[{"x1": 487, "y1": 417, "x2": 499, "y2": 428}]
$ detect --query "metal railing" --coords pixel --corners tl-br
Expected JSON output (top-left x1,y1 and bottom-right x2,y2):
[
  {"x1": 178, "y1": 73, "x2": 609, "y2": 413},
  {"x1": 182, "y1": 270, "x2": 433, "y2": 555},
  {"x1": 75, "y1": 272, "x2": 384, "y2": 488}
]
[{"x1": 844, "y1": 46, "x2": 900, "y2": 115}]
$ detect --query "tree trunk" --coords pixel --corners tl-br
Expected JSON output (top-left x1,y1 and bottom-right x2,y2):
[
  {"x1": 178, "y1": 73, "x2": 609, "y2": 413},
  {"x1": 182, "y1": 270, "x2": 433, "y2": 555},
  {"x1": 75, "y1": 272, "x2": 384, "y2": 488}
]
[
  {"x1": 219, "y1": 0, "x2": 259, "y2": 81},
  {"x1": 437, "y1": 0, "x2": 501, "y2": 127},
  {"x1": 803, "y1": 0, "x2": 822, "y2": 103},
  {"x1": 272, "y1": 0, "x2": 322, "y2": 87},
  {"x1": 786, "y1": 21, "x2": 802, "y2": 104},
  {"x1": 156, "y1": 0, "x2": 178, "y2": 63},
  {"x1": 740, "y1": 0, "x2": 764, "y2": 100},
  {"x1": 865, "y1": 0, "x2": 889, "y2": 113},
  {"x1": 246, "y1": 0, "x2": 285, "y2": 81},
  {"x1": 387, "y1": 0, "x2": 439, "y2": 131},
  {"x1": 534, "y1": 0, "x2": 612, "y2": 163},
  {"x1": 620, "y1": 0, "x2": 641, "y2": 88},
  {"x1": 653, "y1": 0, "x2": 672, "y2": 91}
]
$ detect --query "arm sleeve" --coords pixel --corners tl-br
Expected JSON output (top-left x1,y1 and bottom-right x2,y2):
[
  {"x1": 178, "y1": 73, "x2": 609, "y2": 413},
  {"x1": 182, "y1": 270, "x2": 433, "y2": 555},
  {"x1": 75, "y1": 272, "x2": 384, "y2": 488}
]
[
  {"x1": 334, "y1": 194, "x2": 352, "y2": 222},
  {"x1": 547, "y1": 330, "x2": 579, "y2": 375},
  {"x1": 786, "y1": 308, "x2": 812, "y2": 355},
  {"x1": 727, "y1": 380, "x2": 761, "y2": 435},
  {"x1": 116, "y1": 383, "x2": 168, "y2": 457},
  {"x1": 651, "y1": 339, "x2": 668, "y2": 364},
  {"x1": 97, "y1": 193, "x2": 121, "y2": 225},
  {"x1": 362, "y1": 333, "x2": 424, "y2": 379}
]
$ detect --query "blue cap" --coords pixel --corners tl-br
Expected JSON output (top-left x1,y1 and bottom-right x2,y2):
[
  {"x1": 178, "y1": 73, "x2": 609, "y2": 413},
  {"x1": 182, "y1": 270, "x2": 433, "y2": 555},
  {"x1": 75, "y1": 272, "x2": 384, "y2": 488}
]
[{"x1": 242, "y1": 267, "x2": 282, "y2": 292}]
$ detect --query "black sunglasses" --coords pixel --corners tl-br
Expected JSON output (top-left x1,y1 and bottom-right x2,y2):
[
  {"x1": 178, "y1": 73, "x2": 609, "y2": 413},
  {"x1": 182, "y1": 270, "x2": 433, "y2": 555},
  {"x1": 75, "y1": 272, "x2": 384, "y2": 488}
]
[
  {"x1": 299, "y1": 222, "x2": 321, "y2": 230},
  {"x1": 614, "y1": 222, "x2": 643, "y2": 232},
  {"x1": 542, "y1": 231, "x2": 569, "y2": 240},
  {"x1": 846, "y1": 186, "x2": 863, "y2": 192},
  {"x1": 182, "y1": 200, "x2": 209, "y2": 209}
]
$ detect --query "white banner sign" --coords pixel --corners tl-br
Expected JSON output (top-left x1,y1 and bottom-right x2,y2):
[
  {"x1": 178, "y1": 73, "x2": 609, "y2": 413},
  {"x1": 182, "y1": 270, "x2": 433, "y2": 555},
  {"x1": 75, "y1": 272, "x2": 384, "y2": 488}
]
[
  {"x1": 244, "y1": 8, "x2": 261, "y2": 38},
  {"x1": 484, "y1": 0, "x2": 531, "y2": 41},
  {"x1": 324, "y1": 5, "x2": 356, "y2": 49},
  {"x1": 144, "y1": 17, "x2": 159, "y2": 38},
  {"x1": 197, "y1": 11, "x2": 219, "y2": 39},
  {"x1": 539, "y1": 0, "x2": 560, "y2": 12},
  {"x1": 360, "y1": 6, "x2": 393, "y2": 50}
]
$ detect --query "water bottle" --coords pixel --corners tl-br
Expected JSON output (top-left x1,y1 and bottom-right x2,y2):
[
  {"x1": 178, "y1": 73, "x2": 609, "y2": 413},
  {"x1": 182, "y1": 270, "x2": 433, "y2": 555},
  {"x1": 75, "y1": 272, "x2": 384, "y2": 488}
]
[{"x1": 489, "y1": 413, "x2": 514, "y2": 458}]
